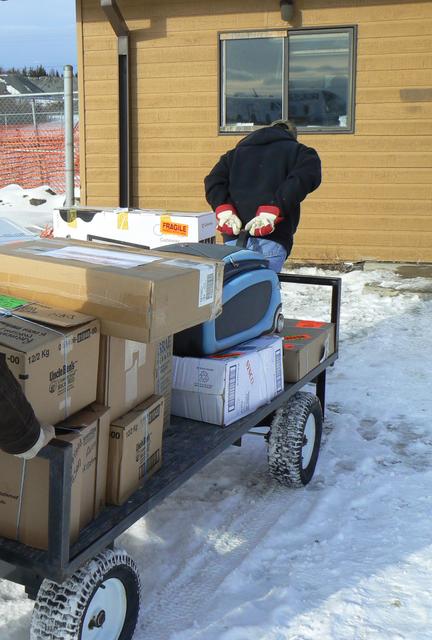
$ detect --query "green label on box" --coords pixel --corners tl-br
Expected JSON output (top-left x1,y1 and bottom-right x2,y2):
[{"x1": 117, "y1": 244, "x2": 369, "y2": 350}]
[{"x1": 0, "y1": 294, "x2": 27, "y2": 310}]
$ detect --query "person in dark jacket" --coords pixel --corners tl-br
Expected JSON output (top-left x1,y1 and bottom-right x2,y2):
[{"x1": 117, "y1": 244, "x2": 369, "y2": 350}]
[
  {"x1": 204, "y1": 120, "x2": 321, "y2": 272},
  {"x1": 0, "y1": 354, "x2": 54, "y2": 459}
]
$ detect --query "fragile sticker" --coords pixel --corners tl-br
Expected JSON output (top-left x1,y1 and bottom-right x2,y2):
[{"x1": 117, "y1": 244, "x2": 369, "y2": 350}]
[{"x1": 160, "y1": 216, "x2": 189, "y2": 237}]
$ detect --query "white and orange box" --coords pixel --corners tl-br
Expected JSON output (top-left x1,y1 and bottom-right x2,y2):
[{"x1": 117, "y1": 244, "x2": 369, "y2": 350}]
[
  {"x1": 53, "y1": 207, "x2": 216, "y2": 248},
  {"x1": 172, "y1": 335, "x2": 284, "y2": 427},
  {"x1": 281, "y1": 319, "x2": 336, "y2": 382}
]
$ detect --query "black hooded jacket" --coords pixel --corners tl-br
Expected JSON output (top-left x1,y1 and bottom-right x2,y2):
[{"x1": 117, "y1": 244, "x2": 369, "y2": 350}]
[{"x1": 204, "y1": 126, "x2": 321, "y2": 253}]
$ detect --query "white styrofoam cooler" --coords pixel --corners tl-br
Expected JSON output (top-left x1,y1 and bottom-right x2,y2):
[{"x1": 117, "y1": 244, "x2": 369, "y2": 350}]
[
  {"x1": 53, "y1": 207, "x2": 216, "y2": 248},
  {"x1": 171, "y1": 335, "x2": 284, "y2": 426}
]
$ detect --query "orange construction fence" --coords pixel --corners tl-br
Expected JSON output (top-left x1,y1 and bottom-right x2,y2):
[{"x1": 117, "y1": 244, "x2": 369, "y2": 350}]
[{"x1": 0, "y1": 124, "x2": 80, "y2": 195}]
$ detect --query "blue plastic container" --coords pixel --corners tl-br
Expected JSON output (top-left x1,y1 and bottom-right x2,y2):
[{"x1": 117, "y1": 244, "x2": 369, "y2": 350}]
[{"x1": 156, "y1": 243, "x2": 283, "y2": 356}]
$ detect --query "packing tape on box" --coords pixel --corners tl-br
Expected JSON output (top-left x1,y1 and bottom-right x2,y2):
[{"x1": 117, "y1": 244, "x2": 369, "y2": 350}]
[
  {"x1": 137, "y1": 413, "x2": 150, "y2": 482},
  {"x1": 16, "y1": 459, "x2": 27, "y2": 540},
  {"x1": 117, "y1": 210, "x2": 129, "y2": 231},
  {"x1": 144, "y1": 415, "x2": 149, "y2": 479},
  {"x1": 198, "y1": 357, "x2": 210, "y2": 423}
]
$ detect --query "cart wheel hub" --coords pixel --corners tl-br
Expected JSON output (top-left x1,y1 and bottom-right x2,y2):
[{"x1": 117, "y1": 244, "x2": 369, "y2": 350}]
[
  {"x1": 82, "y1": 577, "x2": 127, "y2": 639},
  {"x1": 301, "y1": 413, "x2": 316, "y2": 469},
  {"x1": 89, "y1": 610, "x2": 106, "y2": 629}
]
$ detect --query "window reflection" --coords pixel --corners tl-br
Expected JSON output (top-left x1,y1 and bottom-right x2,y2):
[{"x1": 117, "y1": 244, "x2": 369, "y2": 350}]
[
  {"x1": 221, "y1": 29, "x2": 354, "y2": 132},
  {"x1": 225, "y1": 38, "x2": 284, "y2": 127},
  {"x1": 288, "y1": 32, "x2": 351, "y2": 128}
]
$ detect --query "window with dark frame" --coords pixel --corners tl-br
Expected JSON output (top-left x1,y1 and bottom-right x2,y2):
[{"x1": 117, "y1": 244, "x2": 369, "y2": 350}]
[{"x1": 220, "y1": 27, "x2": 356, "y2": 134}]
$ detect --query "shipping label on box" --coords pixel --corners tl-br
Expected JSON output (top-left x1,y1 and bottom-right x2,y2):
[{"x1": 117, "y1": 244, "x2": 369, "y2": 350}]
[
  {"x1": 172, "y1": 335, "x2": 284, "y2": 426},
  {"x1": 0, "y1": 300, "x2": 100, "y2": 425},
  {"x1": 107, "y1": 395, "x2": 164, "y2": 506},
  {"x1": 0, "y1": 239, "x2": 224, "y2": 342},
  {"x1": 97, "y1": 335, "x2": 172, "y2": 427},
  {"x1": 281, "y1": 319, "x2": 336, "y2": 382}
]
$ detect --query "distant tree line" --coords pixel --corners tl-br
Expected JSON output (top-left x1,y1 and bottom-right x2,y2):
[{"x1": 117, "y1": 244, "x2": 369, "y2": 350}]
[{"x1": 0, "y1": 65, "x2": 77, "y2": 77}]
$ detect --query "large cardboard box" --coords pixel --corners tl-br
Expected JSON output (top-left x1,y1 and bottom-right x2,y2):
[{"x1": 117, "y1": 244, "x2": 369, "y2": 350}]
[
  {"x1": 97, "y1": 335, "x2": 172, "y2": 426},
  {"x1": 281, "y1": 319, "x2": 336, "y2": 382},
  {"x1": 107, "y1": 395, "x2": 164, "y2": 506},
  {"x1": 0, "y1": 429, "x2": 84, "y2": 550},
  {"x1": 172, "y1": 335, "x2": 284, "y2": 426},
  {"x1": 54, "y1": 207, "x2": 216, "y2": 248},
  {"x1": 0, "y1": 239, "x2": 224, "y2": 342},
  {"x1": 56, "y1": 404, "x2": 110, "y2": 524},
  {"x1": 0, "y1": 298, "x2": 100, "y2": 425}
]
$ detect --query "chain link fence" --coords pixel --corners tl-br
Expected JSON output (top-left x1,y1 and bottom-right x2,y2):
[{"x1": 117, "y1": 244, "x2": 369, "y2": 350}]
[{"x1": 0, "y1": 92, "x2": 80, "y2": 194}]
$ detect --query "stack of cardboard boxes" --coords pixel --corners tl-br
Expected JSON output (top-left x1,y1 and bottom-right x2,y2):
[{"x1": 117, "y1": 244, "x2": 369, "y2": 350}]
[
  {"x1": 0, "y1": 236, "x2": 336, "y2": 551},
  {"x1": 171, "y1": 321, "x2": 335, "y2": 427},
  {"x1": 0, "y1": 238, "x2": 225, "y2": 550}
]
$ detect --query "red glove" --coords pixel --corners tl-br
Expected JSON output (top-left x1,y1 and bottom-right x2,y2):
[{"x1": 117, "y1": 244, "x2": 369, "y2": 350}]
[
  {"x1": 245, "y1": 206, "x2": 283, "y2": 237},
  {"x1": 40, "y1": 225, "x2": 54, "y2": 239},
  {"x1": 215, "y1": 204, "x2": 242, "y2": 236}
]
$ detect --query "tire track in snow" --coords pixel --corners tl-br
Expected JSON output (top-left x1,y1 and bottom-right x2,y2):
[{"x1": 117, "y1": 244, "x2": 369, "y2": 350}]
[{"x1": 136, "y1": 466, "x2": 316, "y2": 640}]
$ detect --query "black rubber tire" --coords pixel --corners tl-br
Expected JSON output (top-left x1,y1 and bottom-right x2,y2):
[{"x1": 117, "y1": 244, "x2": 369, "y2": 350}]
[
  {"x1": 268, "y1": 391, "x2": 323, "y2": 487},
  {"x1": 30, "y1": 549, "x2": 141, "y2": 640}
]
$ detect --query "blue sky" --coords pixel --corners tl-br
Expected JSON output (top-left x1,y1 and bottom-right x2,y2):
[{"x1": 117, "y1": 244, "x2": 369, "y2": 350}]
[{"x1": 0, "y1": 0, "x2": 77, "y2": 72}]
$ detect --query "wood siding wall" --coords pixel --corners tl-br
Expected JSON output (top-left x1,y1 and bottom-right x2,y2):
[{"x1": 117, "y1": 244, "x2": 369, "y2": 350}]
[{"x1": 77, "y1": 0, "x2": 432, "y2": 263}]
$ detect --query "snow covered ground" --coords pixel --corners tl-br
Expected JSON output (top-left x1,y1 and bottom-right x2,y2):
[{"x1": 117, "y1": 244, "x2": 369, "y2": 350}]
[
  {"x1": 0, "y1": 184, "x2": 64, "y2": 233},
  {"x1": 0, "y1": 188, "x2": 431, "y2": 639}
]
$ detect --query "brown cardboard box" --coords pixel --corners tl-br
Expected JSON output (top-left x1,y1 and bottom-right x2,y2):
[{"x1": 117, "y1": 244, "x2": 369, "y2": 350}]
[
  {"x1": 0, "y1": 239, "x2": 224, "y2": 342},
  {"x1": 56, "y1": 404, "x2": 110, "y2": 524},
  {"x1": 0, "y1": 407, "x2": 111, "y2": 550},
  {"x1": 281, "y1": 319, "x2": 336, "y2": 382},
  {"x1": 0, "y1": 303, "x2": 100, "y2": 425},
  {"x1": 0, "y1": 431, "x2": 84, "y2": 551},
  {"x1": 97, "y1": 335, "x2": 173, "y2": 427},
  {"x1": 107, "y1": 395, "x2": 164, "y2": 506}
]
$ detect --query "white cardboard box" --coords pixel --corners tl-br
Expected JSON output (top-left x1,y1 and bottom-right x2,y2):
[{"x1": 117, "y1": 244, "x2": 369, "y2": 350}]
[
  {"x1": 53, "y1": 207, "x2": 216, "y2": 248},
  {"x1": 172, "y1": 335, "x2": 284, "y2": 426}
]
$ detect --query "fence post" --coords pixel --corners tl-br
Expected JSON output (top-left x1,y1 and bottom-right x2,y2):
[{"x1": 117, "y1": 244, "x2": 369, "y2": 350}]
[
  {"x1": 31, "y1": 99, "x2": 38, "y2": 131},
  {"x1": 64, "y1": 65, "x2": 74, "y2": 207}
]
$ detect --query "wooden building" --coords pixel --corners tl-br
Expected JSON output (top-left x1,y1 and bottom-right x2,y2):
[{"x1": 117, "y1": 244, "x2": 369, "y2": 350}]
[{"x1": 76, "y1": 0, "x2": 432, "y2": 263}]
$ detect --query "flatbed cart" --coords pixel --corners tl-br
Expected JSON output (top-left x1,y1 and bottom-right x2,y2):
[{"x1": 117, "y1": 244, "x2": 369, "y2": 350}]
[{"x1": 0, "y1": 272, "x2": 341, "y2": 640}]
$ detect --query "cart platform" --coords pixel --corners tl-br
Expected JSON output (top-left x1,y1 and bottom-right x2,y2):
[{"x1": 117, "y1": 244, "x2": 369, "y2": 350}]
[{"x1": 0, "y1": 273, "x2": 341, "y2": 593}]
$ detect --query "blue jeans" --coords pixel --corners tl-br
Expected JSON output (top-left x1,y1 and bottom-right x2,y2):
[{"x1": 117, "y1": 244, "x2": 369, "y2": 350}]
[{"x1": 226, "y1": 238, "x2": 287, "y2": 273}]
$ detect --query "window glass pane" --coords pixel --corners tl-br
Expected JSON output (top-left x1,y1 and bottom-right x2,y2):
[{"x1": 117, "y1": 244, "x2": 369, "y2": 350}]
[
  {"x1": 288, "y1": 31, "x2": 352, "y2": 129},
  {"x1": 224, "y1": 38, "x2": 284, "y2": 129}
]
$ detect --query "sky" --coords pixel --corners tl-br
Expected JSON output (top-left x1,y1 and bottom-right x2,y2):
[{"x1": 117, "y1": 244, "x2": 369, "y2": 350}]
[{"x1": 0, "y1": 0, "x2": 77, "y2": 72}]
